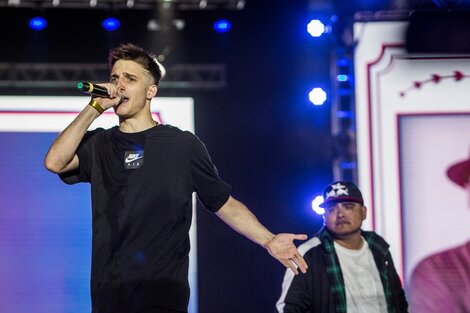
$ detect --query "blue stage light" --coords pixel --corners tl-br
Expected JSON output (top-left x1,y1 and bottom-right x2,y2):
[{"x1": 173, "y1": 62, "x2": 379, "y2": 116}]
[
  {"x1": 339, "y1": 161, "x2": 357, "y2": 169},
  {"x1": 336, "y1": 110, "x2": 354, "y2": 118},
  {"x1": 102, "y1": 17, "x2": 120, "y2": 31},
  {"x1": 29, "y1": 17, "x2": 47, "y2": 31},
  {"x1": 311, "y1": 196, "x2": 325, "y2": 215},
  {"x1": 213, "y1": 19, "x2": 231, "y2": 33},
  {"x1": 307, "y1": 19, "x2": 326, "y2": 37},
  {"x1": 308, "y1": 87, "x2": 327, "y2": 106},
  {"x1": 336, "y1": 74, "x2": 349, "y2": 82},
  {"x1": 337, "y1": 58, "x2": 350, "y2": 66}
]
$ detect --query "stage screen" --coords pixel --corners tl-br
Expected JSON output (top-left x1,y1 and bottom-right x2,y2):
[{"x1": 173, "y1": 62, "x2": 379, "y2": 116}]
[
  {"x1": 0, "y1": 96, "x2": 197, "y2": 313},
  {"x1": 399, "y1": 114, "x2": 470, "y2": 280}
]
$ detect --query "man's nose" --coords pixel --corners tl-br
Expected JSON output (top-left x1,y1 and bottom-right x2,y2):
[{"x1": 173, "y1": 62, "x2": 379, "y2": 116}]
[
  {"x1": 336, "y1": 206, "x2": 345, "y2": 217},
  {"x1": 115, "y1": 79, "x2": 126, "y2": 91}
]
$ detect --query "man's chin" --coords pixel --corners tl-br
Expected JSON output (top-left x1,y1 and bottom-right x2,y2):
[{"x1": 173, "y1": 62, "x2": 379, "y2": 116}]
[
  {"x1": 330, "y1": 228, "x2": 361, "y2": 238},
  {"x1": 114, "y1": 106, "x2": 130, "y2": 117}
]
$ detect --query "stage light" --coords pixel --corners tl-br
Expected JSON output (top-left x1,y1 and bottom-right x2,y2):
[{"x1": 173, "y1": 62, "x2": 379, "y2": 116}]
[
  {"x1": 307, "y1": 19, "x2": 326, "y2": 37},
  {"x1": 8, "y1": 0, "x2": 20, "y2": 6},
  {"x1": 102, "y1": 17, "x2": 120, "y2": 31},
  {"x1": 172, "y1": 19, "x2": 185, "y2": 31},
  {"x1": 213, "y1": 19, "x2": 231, "y2": 33},
  {"x1": 163, "y1": 0, "x2": 172, "y2": 9},
  {"x1": 236, "y1": 0, "x2": 245, "y2": 9},
  {"x1": 147, "y1": 19, "x2": 161, "y2": 31},
  {"x1": 308, "y1": 87, "x2": 327, "y2": 106},
  {"x1": 312, "y1": 196, "x2": 325, "y2": 215},
  {"x1": 339, "y1": 161, "x2": 357, "y2": 169},
  {"x1": 336, "y1": 110, "x2": 354, "y2": 118},
  {"x1": 29, "y1": 17, "x2": 47, "y2": 31},
  {"x1": 336, "y1": 74, "x2": 349, "y2": 82}
]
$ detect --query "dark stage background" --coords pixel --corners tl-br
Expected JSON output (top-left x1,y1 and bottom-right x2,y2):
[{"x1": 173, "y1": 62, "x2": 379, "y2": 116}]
[{"x1": 0, "y1": 1, "x2": 336, "y2": 312}]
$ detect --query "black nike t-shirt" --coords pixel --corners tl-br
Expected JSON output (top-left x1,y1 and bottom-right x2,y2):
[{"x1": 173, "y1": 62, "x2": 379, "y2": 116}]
[{"x1": 60, "y1": 124, "x2": 231, "y2": 313}]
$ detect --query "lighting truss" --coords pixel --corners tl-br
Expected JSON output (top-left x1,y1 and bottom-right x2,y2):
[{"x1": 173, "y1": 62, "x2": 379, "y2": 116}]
[
  {"x1": 0, "y1": 0, "x2": 246, "y2": 10},
  {"x1": 0, "y1": 63, "x2": 226, "y2": 89}
]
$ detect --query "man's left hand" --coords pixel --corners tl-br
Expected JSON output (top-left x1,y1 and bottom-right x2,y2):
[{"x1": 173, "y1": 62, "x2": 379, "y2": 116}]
[{"x1": 264, "y1": 233, "x2": 308, "y2": 275}]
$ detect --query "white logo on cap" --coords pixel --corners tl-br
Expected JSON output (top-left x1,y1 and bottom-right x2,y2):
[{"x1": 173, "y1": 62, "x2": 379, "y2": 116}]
[{"x1": 325, "y1": 182, "x2": 349, "y2": 199}]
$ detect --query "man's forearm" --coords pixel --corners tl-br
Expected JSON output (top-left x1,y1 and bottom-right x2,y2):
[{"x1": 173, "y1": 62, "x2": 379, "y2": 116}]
[
  {"x1": 216, "y1": 196, "x2": 308, "y2": 274},
  {"x1": 44, "y1": 104, "x2": 100, "y2": 173},
  {"x1": 215, "y1": 196, "x2": 275, "y2": 247}
]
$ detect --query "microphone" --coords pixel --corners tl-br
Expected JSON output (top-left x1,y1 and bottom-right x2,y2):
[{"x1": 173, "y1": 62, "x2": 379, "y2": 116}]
[{"x1": 77, "y1": 82, "x2": 110, "y2": 98}]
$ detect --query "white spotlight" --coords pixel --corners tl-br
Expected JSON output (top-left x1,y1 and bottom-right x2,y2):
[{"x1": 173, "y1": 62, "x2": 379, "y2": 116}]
[
  {"x1": 172, "y1": 19, "x2": 185, "y2": 31},
  {"x1": 147, "y1": 19, "x2": 161, "y2": 31},
  {"x1": 307, "y1": 19, "x2": 326, "y2": 38},
  {"x1": 236, "y1": 0, "x2": 245, "y2": 10},
  {"x1": 308, "y1": 87, "x2": 327, "y2": 106},
  {"x1": 312, "y1": 196, "x2": 325, "y2": 215}
]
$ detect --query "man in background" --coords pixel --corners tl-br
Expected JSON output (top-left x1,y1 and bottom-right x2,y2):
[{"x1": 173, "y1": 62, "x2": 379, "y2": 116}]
[{"x1": 276, "y1": 181, "x2": 408, "y2": 313}]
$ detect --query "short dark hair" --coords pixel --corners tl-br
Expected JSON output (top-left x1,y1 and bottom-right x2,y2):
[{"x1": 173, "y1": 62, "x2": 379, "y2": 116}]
[{"x1": 108, "y1": 43, "x2": 163, "y2": 85}]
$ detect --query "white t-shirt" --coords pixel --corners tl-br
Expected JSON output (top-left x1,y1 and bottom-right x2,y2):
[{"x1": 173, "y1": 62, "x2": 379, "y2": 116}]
[{"x1": 334, "y1": 238, "x2": 388, "y2": 313}]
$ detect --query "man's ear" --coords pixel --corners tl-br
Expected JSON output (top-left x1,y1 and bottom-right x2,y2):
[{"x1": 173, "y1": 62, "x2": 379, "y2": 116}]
[
  {"x1": 361, "y1": 205, "x2": 367, "y2": 221},
  {"x1": 147, "y1": 85, "x2": 158, "y2": 99}
]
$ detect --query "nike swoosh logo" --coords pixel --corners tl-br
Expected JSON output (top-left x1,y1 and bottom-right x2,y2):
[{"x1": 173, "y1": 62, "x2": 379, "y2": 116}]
[{"x1": 125, "y1": 155, "x2": 143, "y2": 163}]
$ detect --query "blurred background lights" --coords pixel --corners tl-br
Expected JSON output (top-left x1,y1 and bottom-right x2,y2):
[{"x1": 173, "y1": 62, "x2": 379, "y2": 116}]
[
  {"x1": 312, "y1": 196, "x2": 325, "y2": 215},
  {"x1": 213, "y1": 19, "x2": 231, "y2": 33},
  {"x1": 307, "y1": 19, "x2": 326, "y2": 37},
  {"x1": 102, "y1": 17, "x2": 120, "y2": 31},
  {"x1": 172, "y1": 19, "x2": 185, "y2": 31},
  {"x1": 147, "y1": 19, "x2": 161, "y2": 31},
  {"x1": 336, "y1": 74, "x2": 349, "y2": 82},
  {"x1": 29, "y1": 16, "x2": 47, "y2": 31},
  {"x1": 309, "y1": 87, "x2": 327, "y2": 106}
]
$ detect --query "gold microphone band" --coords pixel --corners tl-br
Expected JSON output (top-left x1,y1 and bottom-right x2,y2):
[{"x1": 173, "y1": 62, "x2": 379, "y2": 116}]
[{"x1": 88, "y1": 99, "x2": 105, "y2": 114}]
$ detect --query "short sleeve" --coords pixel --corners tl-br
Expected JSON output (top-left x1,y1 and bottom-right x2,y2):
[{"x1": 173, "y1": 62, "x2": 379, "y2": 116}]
[
  {"x1": 188, "y1": 133, "x2": 231, "y2": 212},
  {"x1": 59, "y1": 128, "x2": 104, "y2": 185}
]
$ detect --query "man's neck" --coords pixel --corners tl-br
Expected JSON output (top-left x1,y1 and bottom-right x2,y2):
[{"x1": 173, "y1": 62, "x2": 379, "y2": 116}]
[{"x1": 119, "y1": 116, "x2": 157, "y2": 133}]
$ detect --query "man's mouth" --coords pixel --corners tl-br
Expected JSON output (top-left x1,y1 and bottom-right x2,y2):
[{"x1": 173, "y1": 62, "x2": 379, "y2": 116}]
[{"x1": 118, "y1": 97, "x2": 129, "y2": 105}]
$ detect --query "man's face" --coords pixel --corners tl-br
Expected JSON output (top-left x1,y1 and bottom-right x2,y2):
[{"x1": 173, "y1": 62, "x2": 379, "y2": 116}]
[
  {"x1": 324, "y1": 201, "x2": 366, "y2": 238},
  {"x1": 110, "y1": 59, "x2": 156, "y2": 118}
]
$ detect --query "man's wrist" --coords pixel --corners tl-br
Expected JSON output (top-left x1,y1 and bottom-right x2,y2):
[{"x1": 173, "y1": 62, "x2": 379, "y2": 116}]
[
  {"x1": 261, "y1": 233, "x2": 276, "y2": 249},
  {"x1": 88, "y1": 99, "x2": 104, "y2": 114}
]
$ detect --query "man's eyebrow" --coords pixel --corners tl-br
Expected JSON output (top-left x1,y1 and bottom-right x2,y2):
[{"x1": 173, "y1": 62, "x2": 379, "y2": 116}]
[
  {"x1": 110, "y1": 72, "x2": 139, "y2": 79},
  {"x1": 123, "y1": 72, "x2": 138, "y2": 78}
]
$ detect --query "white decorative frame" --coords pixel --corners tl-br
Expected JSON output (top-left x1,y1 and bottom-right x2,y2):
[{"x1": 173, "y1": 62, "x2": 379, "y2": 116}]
[{"x1": 354, "y1": 21, "x2": 470, "y2": 282}]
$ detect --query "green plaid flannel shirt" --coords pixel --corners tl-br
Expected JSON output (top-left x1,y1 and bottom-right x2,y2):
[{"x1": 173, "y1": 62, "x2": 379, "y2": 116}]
[{"x1": 318, "y1": 228, "x2": 394, "y2": 313}]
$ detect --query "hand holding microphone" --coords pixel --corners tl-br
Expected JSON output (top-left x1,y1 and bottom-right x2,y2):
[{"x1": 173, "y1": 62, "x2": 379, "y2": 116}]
[
  {"x1": 77, "y1": 82, "x2": 111, "y2": 98},
  {"x1": 77, "y1": 82, "x2": 123, "y2": 114}
]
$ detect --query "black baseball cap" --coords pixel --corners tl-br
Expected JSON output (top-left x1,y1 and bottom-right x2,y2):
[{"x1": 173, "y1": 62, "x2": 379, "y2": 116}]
[{"x1": 319, "y1": 181, "x2": 364, "y2": 208}]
